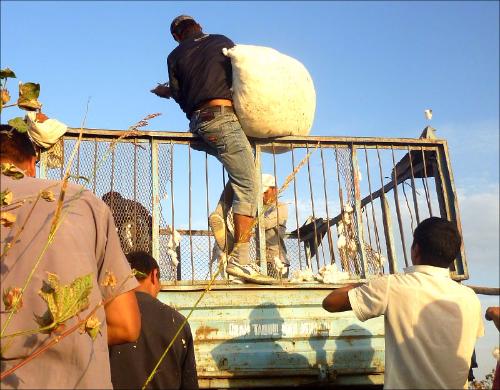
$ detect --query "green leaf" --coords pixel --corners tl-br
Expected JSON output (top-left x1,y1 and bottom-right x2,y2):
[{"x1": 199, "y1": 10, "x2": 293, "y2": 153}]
[
  {"x1": 1, "y1": 163, "x2": 25, "y2": 179},
  {"x1": 18, "y1": 82, "x2": 41, "y2": 111},
  {"x1": 35, "y1": 273, "x2": 93, "y2": 333},
  {"x1": 7, "y1": 117, "x2": 29, "y2": 133},
  {"x1": 0, "y1": 68, "x2": 16, "y2": 79},
  {"x1": 0, "y1": 189, "x2": 13, "y2": 206}
]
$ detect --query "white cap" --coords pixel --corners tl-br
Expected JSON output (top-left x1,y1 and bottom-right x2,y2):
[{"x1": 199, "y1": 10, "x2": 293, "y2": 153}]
[{"x1": 261, "y1": 173, "x2": 276, "y2": 193}]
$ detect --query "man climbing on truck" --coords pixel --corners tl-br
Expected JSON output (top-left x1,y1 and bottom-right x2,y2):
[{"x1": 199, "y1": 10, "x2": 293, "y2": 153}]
[{"x1": 151, "y1": 15, "x2": 274, "y2": 285}]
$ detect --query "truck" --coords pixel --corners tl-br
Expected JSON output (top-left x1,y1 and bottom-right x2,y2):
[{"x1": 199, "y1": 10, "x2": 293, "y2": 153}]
[{"x1": 40, "y1": 126, "x2": 469, "y2": 388}]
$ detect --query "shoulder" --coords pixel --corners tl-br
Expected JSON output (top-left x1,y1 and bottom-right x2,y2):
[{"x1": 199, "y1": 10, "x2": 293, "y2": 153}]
[{"x1": 209, "y1": 34, "x2": 234, "y2": 46}]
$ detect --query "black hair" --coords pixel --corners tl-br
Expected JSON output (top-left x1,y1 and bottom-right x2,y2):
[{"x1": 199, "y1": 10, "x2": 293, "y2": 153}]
[
  {"x1": 412, "y1": 217, "x2": 461, "y2": 268},
  {"x1": 0, "y1": 124, "x2": 37, "y2": 165},
  {"x1": 126, "y1": 251, "x2": 160, "y2": 280},
  {"x1": 173, "y1": 19, "x2": 201, "y2": 40}
]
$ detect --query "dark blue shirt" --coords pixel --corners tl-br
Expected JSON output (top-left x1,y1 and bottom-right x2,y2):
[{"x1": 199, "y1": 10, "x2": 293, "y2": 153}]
[{"x1": 167, "y1": 33, "x2": 234, "y2": 118}]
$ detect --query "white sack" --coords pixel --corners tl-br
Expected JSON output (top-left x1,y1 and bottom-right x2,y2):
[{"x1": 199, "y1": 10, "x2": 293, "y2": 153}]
[{"x1": 223, "y1": 45, "x2": 316, "y2": 139}]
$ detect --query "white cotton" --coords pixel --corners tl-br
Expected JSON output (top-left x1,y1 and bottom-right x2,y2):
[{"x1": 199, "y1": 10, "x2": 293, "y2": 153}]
[
  {"x1": 223, "y1": 45, "x2": 316, "y2": 139},
  {"x1": 347, "y1": 239, "x2": 358, "y2": 254},
  {"x1": 337, "y1": 235, "x2": 347, "y2": 249},
  {"x1": 337, "y1": 221, "x2": 344, "y2": 234},
  {"x1": 343, "y1": 204, "x2": 353, "y2": 214},
  {"x1": 290, "y1": 267, "x2": 315, "y2": 283},
  {"x1": 315, "y1": 264, "x2": 350, "y2": 284},
  {"x1": 25, "y1": 112, "x2": 67, "y2": 149}
]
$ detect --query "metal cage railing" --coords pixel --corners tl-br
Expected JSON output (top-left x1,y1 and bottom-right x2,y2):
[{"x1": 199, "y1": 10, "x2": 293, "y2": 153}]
[{"x1": 39, "y1": 127, "x2": 468, "y2": 284}]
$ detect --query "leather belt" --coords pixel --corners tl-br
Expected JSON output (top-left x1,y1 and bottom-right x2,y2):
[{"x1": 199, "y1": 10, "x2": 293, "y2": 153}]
[{"x1": 192, "y1": 105, "x2": 234, "y2": 122}]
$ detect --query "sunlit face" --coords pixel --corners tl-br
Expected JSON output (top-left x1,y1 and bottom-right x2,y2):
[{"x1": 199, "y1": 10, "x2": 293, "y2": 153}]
[{"x1": 263, "y1": 187, "x2": 278, "y2": 205}]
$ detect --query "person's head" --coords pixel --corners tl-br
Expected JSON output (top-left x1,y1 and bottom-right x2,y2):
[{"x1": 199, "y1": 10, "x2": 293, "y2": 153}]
[
  {"x1": 170, "y1": 15, "x2": 202, "y2": 43},
  {"x1": 411, "y1": 217, "x2": 461, "y2": 268},
  {"x1": 126, "y1": 251, "x2": 161, "y2": 297},
  {"x1": 262, "y1": 174, "x2": 277, "y2": 205},
  {"x1": 0, "y1": 125, "x2": 38, "y2": 177}
]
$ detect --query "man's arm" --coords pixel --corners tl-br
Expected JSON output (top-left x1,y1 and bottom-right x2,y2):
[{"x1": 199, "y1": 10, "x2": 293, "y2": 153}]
[
  {"x1": 322, "y1": 284, "x2": 360, "y2": 312},
  {"x1": 105, "y1": 290, "x2": 141, "y2": 345}
]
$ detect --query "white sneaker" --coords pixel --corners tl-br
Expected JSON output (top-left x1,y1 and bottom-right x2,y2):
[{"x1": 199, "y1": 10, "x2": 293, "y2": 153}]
[{"x1": 226, "y1": 257, "x2": 276, "y2": 285}]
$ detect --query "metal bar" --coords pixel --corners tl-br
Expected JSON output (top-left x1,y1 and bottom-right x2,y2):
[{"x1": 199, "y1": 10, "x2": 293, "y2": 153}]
[
  {"x1": 320, "y1": 145, "x2": 335, "y2": 265},
  {"x1": 272, "y1": 143, "x2": 282, "y2": 278},
  {"x1": 438, "y1": 143, "x2": 468, "y2": 279},
  {"x1": 92, "y1": 138, "x2": 97, "y2": 193},
  {"x1": 290, "y1": 146, "x2": 303, "y2": 270},
  {"x1": 206, "y1": 152, "x2": 213, "y2": 279},
  {"x1": 76, "y1": 140, "x2": 81, "y2": 185},
  {"x1": 169, "y1": 141, "x2": 180, "y2": 281},
  {"x1": 351, "y1": 146, "x2": 368, "y2": 278},
  {"x1": 334, "y1": 148, "x2": 348, "y2": 273},
  {"x1": 65, "y1": 127, "x2": 447, "y2": 147},
  {"x1": 60, "y1": 138, "x2": 66, "y2": 180},
  {"x1": 407, "y1": 146, "x2": 421, "y2": 225},
  {"x1": 255, "y1": 144, "x2": 267, "y2": 274},
  {"x1": 306, "y1": 143, "x2": 322, "y2": 270},
  {"x1": 391, "y1": 146, "x2": 409, "y2": 268},
  {"x1": 421, "y1": 146, "x2": 433, "y2": 217},
  {"x1": 133, "y1": 138, "x2": 138, "y2": 249},
  {"x1": 376, "y1": 146, "x2": 397, "y2": 273},
  {"x1": 151, "y1": 139, "x2": 160, "y2": 261},
  {"x1": 188, "y1": 146, "x2": 194, "y2": 283},
  {"x1": 363, "y1": 147, "x2": 382, "y2": 254}
]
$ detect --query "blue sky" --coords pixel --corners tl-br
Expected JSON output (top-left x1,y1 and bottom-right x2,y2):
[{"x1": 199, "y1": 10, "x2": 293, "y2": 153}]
[{"x1": 1, "y1": 0, "x2": 498, "y2": 379}]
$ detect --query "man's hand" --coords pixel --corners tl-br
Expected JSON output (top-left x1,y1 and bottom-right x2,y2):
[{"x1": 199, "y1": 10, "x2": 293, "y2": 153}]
[
  {"x1": 150, "y1": 83, "x2": 172, "y2": 99},
  {"x1": 485, "y1": 306, "x2": 500, "y2": 331}
]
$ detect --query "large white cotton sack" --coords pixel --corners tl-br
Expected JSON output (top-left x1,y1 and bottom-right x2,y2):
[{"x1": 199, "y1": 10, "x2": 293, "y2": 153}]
[{"x1": 223, "y1": 45, "x2": 316, "y2": 139}]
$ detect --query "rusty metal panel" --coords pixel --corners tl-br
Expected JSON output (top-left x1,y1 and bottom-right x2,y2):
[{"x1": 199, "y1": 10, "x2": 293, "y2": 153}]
[{"x1": 158, "y1": 285, "x2": 385, "y2": 387}]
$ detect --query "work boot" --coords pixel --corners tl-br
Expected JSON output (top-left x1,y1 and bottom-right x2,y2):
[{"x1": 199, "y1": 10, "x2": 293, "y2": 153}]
[{"x1": 209, "y1": 212, "x2": 234, "y2": 252}]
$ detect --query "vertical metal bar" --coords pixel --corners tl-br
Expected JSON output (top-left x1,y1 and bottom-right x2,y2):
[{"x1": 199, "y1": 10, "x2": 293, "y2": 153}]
[
  {"x1": 133, "y1": 138, "x2": 138, "y2": 247},
  {"x1": 320, "y1": 145, "x2": 336, "y2": 265},
  {"x1": 391, "y1": 146, "x2": 409, "y2": 268},
  {"x1": 39, "y1": 149, "x2": 47, "y2": 179},
  {"x1": 60, "y1": 138, "x2": 66, "y2": 180},
  {"x1": 169, "y1": 141, "x2": 180, "y2": 281},
  {"x1": 334, "y1": 148, "x2": 348, "y2": 273},
  {"x1": 438, "y1": 142, "x2": 468, "y2": 279},
  {"x1": 351, "y1": 145, "x2": 368, "y2": 278},
  {"x1": 188, "y1": 146, "x2": 194, "y2": 283},
  {"x1": 76, "y1": 140, "x2": 81, "y2": 185},
  {"x1": 255, "y1": 144, "x2": 267, "y2": 274},
  {"x1": 271, "y1": 143, "x2": 281, "y2": 276},
  {"x1": 376, "y1": 146, "x2": 397, "y2": 273},
  {"x1": 421, "y1": 146, "x2": 433, "y2": 217},
  {"x1": 151, "y1": 139, "x2": 160, "y2": 262},
  {"x1": 363, "y1": 147, "x2": 382, "y2": 255},
  {"x1": 205, "y1": 152, "x2": 213, "y2": 279},
  {"x1": 407, "y1": 146, "x2": 421, "y2": 225},
  {"x1": 306, "y1": 143, "x2": 323, "y2": 270},
  {"x1": 92, "y1": 138, "x2": 97, "y2": 194},
  {"x1": 290, "y1": 146, "x2": 303, "y2": 270}
]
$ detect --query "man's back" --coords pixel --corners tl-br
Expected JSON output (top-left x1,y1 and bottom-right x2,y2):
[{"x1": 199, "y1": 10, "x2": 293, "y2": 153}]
[
  {"x1": 0, "y1": 175, "x2": 137, "y2": 389},
  {"x1": 349, "y1": 265, "x2": 483, "y2": 389},
  {"x1": 110, "y1": 291, "x2": 198, "y2": 389},
  {"x1": 168, "y1": 33, "x2": 234, "y2": 117}
]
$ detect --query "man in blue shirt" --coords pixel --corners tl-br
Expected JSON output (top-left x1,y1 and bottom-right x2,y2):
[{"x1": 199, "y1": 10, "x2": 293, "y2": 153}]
[{"x1": 152, "y1": 15, "x2": 273, "y2": 284}]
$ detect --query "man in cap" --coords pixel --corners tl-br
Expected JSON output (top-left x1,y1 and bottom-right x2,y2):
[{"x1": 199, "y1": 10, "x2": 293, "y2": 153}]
[
  {"x1": 0, "y1": 116, "x2": 140, "y2": 389},
  {"x1": 260, "y1": 174, "x2": 290, "y2": 278},
  {"x1": 152, "y1": 15, "x2": 273, "y2": 284}
]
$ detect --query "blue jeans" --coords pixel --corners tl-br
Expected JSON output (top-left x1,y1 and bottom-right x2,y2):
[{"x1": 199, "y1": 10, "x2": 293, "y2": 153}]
[{"x1": 190, "y1": 111, "x2": 257, "y2": 217}]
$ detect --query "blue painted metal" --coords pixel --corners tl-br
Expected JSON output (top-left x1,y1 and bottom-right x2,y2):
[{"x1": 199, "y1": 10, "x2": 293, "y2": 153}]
[{"x1": 158, "y1": 284, "x2": 385, "y2": 388}]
